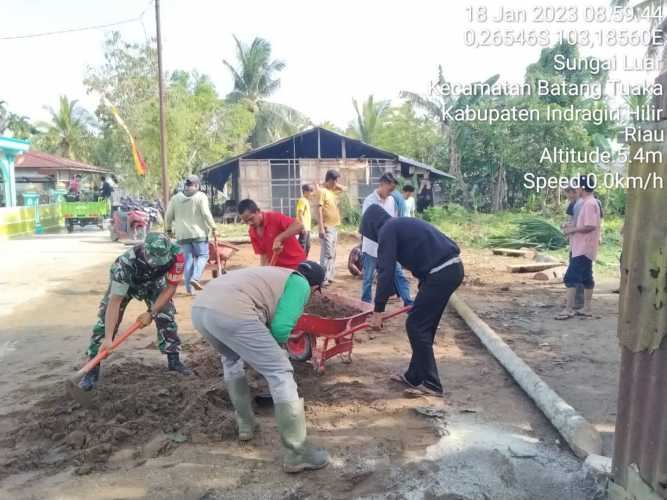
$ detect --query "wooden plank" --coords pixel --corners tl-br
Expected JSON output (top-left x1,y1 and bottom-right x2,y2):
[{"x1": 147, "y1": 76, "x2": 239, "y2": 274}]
[
  {"x1": 507, "y1": 262, "x2": 563, "y2": 273},
  {"x1": 533, "y1": 266, "x2": 567, "y2": 281},
  {"x1": 220, "y1": 236, "x2": 251, "y2": 244},
  {"x1": 492, "y1": 248, "x2": 532, "y2": 257}
]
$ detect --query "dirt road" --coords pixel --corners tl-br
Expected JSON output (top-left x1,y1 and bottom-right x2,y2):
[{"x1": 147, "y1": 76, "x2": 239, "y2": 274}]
[
  {"x1": 459, "y1": 249, "x2": 620, "y2": 457},
  {"x1": 0, "y1": 231, "x2": 606, "y2": 499}
]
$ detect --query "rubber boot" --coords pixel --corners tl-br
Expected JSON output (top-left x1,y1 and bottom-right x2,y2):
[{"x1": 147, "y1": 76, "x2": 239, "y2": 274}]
[
  {"x1": 167, "y1": 353, "x2": 192, "y2": 375},
  {"x1": 274, "y1": 399, "x2": 329, "y2": 473},
  {"x1": 226, "y1": 376, "x2": 259, "y2": 441},
  {"x1": 78, "y1": 365, "x2": 100, "y2": 391}
]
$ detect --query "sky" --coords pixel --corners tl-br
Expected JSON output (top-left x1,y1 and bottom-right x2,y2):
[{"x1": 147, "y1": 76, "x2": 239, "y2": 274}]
[{"x1": 1, "y1": 0, "x2": 659, "y2": 129}]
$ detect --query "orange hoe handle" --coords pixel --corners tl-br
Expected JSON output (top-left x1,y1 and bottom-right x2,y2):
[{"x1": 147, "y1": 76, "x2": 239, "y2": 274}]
[
  {"x1": 213, "y1": 232, "x2": 223, "y2": 276},
  {"x1": 270, "y1": 249, "x2": 281, "y2": 266},
  {"x1": 75, "y1": 321, "x2": 143, "y2": 377}
]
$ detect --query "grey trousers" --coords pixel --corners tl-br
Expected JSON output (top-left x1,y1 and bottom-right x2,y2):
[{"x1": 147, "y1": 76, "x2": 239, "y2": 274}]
[
  {"x1": 319, "y1": 227, "x2": 338, "y2": 282},
  {"x1": 191, "y1": 307, "x2": 299, "y2": 404}
]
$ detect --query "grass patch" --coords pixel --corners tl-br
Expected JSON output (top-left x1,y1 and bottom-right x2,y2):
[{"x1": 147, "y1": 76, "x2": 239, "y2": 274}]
[
  {"x1": 214, "y1": 223, "x2": 247, "y2": 238},
  {"x1": 424, "y1": 204, "x2": 621, "y2": 279}
]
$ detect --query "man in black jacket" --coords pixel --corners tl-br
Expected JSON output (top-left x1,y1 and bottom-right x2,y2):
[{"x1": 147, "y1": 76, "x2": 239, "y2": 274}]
[{"x1": 360, "y1": 205, "x2": 464, "y2": 396}]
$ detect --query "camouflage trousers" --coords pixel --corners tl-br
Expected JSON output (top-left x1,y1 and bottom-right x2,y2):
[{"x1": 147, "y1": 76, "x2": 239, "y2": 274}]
[{"x1": 86, "y1": 278, "x2": 181, "y2": 357}]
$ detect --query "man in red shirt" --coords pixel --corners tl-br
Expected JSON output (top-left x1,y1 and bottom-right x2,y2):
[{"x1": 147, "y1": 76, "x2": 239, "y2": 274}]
[{"x1": 238, "y1": 199, "x2": 306, "y2": 269}]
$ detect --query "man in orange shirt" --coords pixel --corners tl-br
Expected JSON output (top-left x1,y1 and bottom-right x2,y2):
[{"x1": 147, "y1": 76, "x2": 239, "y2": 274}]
[{"x1": 238, "y1": 199, "x2": 306, "y2": 269}]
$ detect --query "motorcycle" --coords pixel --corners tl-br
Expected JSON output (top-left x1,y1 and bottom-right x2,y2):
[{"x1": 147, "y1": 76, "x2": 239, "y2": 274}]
[{"x1": 109, "y1": 200, "x2": 151, "y2": 242}]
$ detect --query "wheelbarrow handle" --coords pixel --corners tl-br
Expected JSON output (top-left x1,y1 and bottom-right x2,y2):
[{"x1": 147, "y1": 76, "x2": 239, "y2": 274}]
[
  {"x1": 213, "y1": 232, "x2": 223, "y2": 276},
  {"x1": 75, "y1": 320, "x2": 143, "y2": 377},
  {"x1": 343, "y1": 305, "x2": 412, "y2": 336}
]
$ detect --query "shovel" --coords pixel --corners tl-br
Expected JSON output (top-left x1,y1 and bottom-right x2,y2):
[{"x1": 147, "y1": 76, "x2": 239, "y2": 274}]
[{"x1": 65, "y1": 320, "x2": 143, "y2": 406}]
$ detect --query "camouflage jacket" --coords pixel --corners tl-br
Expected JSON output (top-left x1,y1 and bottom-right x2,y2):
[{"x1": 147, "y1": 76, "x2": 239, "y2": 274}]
[{"x1": 109, "y1": 243, "x2": 184, "y2": 296}]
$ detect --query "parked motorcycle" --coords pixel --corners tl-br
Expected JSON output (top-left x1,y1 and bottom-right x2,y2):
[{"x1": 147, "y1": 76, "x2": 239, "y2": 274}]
[{"x1": 109, "y1": 199, "x2": 151, "y2": 241}]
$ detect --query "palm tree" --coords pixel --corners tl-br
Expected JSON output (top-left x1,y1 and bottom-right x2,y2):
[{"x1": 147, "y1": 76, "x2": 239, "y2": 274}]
[
  {"x1": 0, "y1": 101, "x2": 39, "y2": 140},
  {"x1": 351, "y1": 95, "x2": 390, "y2": 144},
  {"x1": 0, "y1": 101, "x2": 9, "y2": 133},
  {"x1": 38, "y1": 95, "x2": 91, "y2": 160},
  {"x1": 223, "y1": 35, "x2": 310, "y2": 147},
  {"x1": 400, "y1": 66, "x2": 499, "y2": 205}
]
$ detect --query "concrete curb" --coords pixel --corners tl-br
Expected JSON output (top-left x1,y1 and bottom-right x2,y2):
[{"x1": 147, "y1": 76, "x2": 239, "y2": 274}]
[{"x1": 449, "y1": 293, "x2": 603, "y2": 460}]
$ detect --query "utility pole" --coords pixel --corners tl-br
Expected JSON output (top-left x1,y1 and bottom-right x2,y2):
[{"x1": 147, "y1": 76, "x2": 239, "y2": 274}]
[{"x1": 155, "y1": 0, "x2": 169, "y2": 207}]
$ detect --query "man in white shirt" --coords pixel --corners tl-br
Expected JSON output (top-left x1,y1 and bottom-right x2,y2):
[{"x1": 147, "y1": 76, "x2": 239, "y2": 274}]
[
  {"x1": 402, "y1": 184, "x2": 416, "y2": 217},
  {"x1": 361, "y1": 173, "x2": 413, "y2": 305}
]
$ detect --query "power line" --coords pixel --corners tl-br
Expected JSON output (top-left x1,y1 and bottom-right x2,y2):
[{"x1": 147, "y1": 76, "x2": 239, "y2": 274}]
[{"x1": 0, "y1": 1, "x2": 153, "y2": 41}]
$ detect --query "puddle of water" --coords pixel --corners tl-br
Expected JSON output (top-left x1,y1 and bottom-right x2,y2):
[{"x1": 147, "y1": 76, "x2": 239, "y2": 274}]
[{"x1": 423, "y1": 419, "x2": 540, "y2": 462}]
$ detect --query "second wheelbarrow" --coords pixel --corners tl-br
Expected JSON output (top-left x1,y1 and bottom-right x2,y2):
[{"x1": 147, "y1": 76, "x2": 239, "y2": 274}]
[{"x1": 287, "y1": 292, "x2": 411, "y2": 374}]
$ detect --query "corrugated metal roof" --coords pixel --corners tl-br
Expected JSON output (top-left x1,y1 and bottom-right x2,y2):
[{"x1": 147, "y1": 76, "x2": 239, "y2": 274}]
[
  {"x1": 202, "y1": 126, "x2": 453, "y2": 179},
  {"x1": 14, "y1": 151, "x2": 110, "y2": 174}
]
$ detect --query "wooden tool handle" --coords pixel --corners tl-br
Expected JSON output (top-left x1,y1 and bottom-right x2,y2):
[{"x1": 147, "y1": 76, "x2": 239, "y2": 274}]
[{"x1": 76, "y1": 321, "x2": 143, "y2": 376}]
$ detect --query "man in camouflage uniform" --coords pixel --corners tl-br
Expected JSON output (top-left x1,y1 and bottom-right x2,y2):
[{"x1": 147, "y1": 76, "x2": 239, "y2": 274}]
[{"x1": 79, "y1": 232, "x2": 191, "y2": 391}]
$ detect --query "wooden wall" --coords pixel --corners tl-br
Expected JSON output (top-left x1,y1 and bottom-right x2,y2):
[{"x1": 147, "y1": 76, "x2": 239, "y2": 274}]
[{"x1": 237, "y1": 158, "x2": 398, "y2": 211}]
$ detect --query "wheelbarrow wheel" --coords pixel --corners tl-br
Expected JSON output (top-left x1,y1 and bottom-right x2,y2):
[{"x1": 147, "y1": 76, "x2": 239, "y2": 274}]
[{"x1": 287, "y1": 332, "x2": 312, "y2": 362}]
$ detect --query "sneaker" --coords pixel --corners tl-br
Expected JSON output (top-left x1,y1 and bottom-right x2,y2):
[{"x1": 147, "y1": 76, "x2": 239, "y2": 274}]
[{"x1": 190, "y1": 279, "x2": 203, "y2": 291}]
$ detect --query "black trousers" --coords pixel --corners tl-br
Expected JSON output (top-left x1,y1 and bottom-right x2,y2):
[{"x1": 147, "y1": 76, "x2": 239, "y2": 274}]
[{"x1": 404, "y1": 261, "x2": 464, "y2": 392}]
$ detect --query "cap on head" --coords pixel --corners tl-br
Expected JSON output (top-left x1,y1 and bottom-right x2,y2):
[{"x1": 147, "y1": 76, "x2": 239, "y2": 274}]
[
  {"x1": 296, "y1": 260, "x2": 326, "y2": 288},
  {"x1": 144, "y1": 232, "x2": 174, "y2": 267},
  {"x1": 185, "y1": 175, "x2": 200, "y2": 186}
]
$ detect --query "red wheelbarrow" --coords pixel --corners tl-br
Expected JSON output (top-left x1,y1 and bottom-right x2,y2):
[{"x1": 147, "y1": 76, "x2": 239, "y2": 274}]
[
  {"x1": 287, "y1": 292, "x2": 411, "y2": 375},
  {"x1": 206, "y1": 235, "x2": 240, "y2": 278}
]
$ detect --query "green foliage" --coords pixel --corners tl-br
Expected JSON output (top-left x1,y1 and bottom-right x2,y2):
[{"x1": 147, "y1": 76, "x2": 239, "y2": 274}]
[
  {"x1": 487, "y1": 218, "x2": 568, "y2": 250},
  {"x1": 223, "y1": 35, "x2": 310, "y2": 147},
  {"x1": 0, "y1": 101, "x2": 38, "y2": 140},
  {"x1": 339, "y1": 193, "x2": 361, "y2": 226},
  {"x1": 35, "y1": 95, "x2": 94, "y2": 161},
  {"x1": 349, "y1": 95, "x2": 390, "y2": 144},
  {"x1": 373, "y1": 103, "x2": 446, "y2": 167},
  {"x1": 449, "y1": 42, "x2": 618, "y2": 212},
  {"x1": 84, "y1": 32, "x2": 255, "y2": 196}
]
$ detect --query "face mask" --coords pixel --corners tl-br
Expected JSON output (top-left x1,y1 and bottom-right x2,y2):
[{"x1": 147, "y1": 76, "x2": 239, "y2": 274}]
[{"x1": 184, "y1": 185, "x2": 197, "y2": 197}]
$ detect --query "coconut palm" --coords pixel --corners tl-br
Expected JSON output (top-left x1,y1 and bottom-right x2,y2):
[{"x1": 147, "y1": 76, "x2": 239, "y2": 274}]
[
  {"x1": 0, "y1": 101, "x2": 8, "y2": 133},
  {"x1": 38, "y1": 95, "x2": 91, "y2": 160},
  {"x1": 223, "y1": 35, "x2": 310, "y2": 147},
  {"x1": 400, "y1": 66, "x2": 499, "y2": 205},
  {"x1": 351, "y1": 95, "x2": 390, "y2": 144},
  {"x1": 0, "y1": 101, "x2": 36, "y2": 139}
]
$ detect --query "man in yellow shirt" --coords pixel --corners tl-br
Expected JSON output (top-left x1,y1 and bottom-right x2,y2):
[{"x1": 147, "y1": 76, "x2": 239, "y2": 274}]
[
  {"x1": 296, "y1": 184, "x2": 314, "y2": 257},
  {"x1": 316, "y1": 170, "x2": 343, "y2": 285}
]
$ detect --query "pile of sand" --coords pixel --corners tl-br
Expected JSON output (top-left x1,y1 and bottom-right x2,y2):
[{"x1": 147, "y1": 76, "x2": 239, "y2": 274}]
[
  {"x1": 304, "y1": 294, "x2": 362, "y2": 318},
  {"x1": 0, "y1": 342, "x2": 234, "y2": 478}
]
